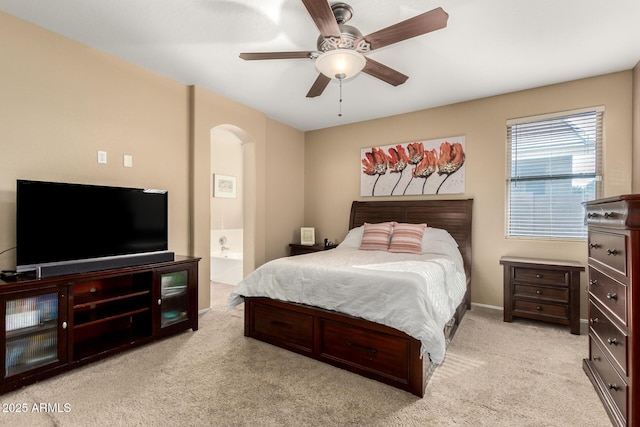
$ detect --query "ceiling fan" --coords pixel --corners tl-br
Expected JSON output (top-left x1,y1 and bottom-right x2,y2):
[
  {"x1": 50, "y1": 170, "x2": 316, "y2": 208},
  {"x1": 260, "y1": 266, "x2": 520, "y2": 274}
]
[{"x1": 239, "y1": 1, "x2": 449, "y2": 98}]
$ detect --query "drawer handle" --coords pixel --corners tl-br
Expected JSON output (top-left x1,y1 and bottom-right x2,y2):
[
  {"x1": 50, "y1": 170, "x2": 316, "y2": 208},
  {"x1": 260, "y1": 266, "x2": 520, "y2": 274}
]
[
  {"x1": 593, "y1": 356, "x2": 601, "y2": 362},
  {"x1": 347, "y1": 342, "x2": 377, "y2": 355},
  {"x1": 608, "y1": 383, "x2": 620, "y2": 391},
  {"x1": 536, "y1": 290, "x2": 542, "y2": 295},
  {"x1": 606, "y1": 249, "x2": 619, "y2": 256},
  {"x1": 589, "y1": 279, "x2": 599, "y2": 287},
  {"x1": 589, "y1": 317, "x2": 599, "y2": 324},
  {"x1": 589, "y1": 243, "x2": 601, "y2": 249},
  {"x1": 587, "y1": 213, "x2": 597, "y2": 218},
  {"x1": 604, "y1": 212, "x2": 615, "y2": 218},
  {"x1": 535, "y1": 274, "x2": 543, "y2": 279},
  {"x1": 606, "y1": 292, "x2": 618, "y2": 301},
  {"x1": 536, "y1": 306, "x2": 542, "y2": 311},
  {"x1": 607, "y1": 338, "x2": 618, "y2": 346},
  {"x1": 270, "y1": 320, "x2": 293, "y2": 330}
]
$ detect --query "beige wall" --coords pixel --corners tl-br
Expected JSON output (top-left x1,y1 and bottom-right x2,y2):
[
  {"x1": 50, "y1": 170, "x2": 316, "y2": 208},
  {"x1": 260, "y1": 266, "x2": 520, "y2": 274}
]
[
  {"x1": 305, "y1": 72, "x2": 634, "y2": 317},
  {"x1": 0, "y1": 12, "x2": 306, "y2": 311}
]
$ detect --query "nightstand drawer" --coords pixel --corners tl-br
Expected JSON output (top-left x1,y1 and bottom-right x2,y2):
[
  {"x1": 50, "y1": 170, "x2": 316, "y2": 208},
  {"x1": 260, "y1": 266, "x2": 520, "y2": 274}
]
[
  {"x1": 588, "y1": 231, "x2": 627, "y2": 276},
  {"x1": 588, "y1": 267, "x2": 627, "y2": 325},
  {"x1": 590, "y1": 302, "x2": 627, "y2": 375},
  {"x1": 590, "y1": 336, "x2": 628, "y2": 420},
  {"x1": 513, "y1": 267, "x2": 567, "y2": 286},
  {"x1": 513, "y1": 284, "x2": 568, "y2": 303},
  {"x1": 513, "y1": 300, "x2": 568, "y2": 320}
]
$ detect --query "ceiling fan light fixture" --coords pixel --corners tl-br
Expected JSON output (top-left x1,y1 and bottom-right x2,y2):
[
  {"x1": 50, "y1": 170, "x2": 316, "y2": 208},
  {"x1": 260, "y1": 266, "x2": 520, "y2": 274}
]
[{"x1": 315, "y1": 49, "x2": 366, "y2": 80}]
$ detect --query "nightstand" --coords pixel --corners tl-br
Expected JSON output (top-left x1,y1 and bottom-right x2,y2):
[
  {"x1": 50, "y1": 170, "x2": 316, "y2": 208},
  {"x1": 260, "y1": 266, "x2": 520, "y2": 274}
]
[
  {"x1": 500, "y1": 256, "x2": 584, "y2": 334},
  {"x1": 289, "y1": 243, "x2": 337, "y2": 256}
]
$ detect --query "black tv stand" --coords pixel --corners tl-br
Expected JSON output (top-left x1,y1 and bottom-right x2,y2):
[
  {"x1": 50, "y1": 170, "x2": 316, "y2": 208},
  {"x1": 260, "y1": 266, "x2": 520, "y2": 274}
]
[{"x1": 0, "y1": 255, "x2": 199, "y2": 394}]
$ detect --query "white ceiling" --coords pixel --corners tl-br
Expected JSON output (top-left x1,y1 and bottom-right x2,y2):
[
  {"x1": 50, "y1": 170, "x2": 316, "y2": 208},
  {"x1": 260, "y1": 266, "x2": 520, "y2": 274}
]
[{"x1": 1, "y1": 0, "x2": 639, "y2": 131}]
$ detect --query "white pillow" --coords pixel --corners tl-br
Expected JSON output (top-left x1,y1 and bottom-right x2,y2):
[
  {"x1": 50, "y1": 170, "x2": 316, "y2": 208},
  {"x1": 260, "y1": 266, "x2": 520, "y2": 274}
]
[
  {"x1": 336, "y1": 226, "x2": 363, "y2": 249},
  {"x1": 422, "y1": 227, "x2": 458, "y2": 253}
]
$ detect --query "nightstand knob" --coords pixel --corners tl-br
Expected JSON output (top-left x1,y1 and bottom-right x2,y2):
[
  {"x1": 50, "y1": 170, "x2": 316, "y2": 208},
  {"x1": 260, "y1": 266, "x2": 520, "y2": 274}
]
[
  {"x1": 593, "y1": 356, "x2": 601, "y2": 362},
  {"x1": 607, "y1": 338, "x2": 618, "y2": 346},
  {"x1": 604, "y1": 212, "x2": 615, "y2": 218},
  {"x1": 606, "y1": 292, "x2": 618, "y2": 301},
  {"x1": 589, "y1": 279, "x2": 599, "y2": 287},
  {"x1": 589, "y1": 317, "x2": 599, "y2": 324},
  {"x1": 607, "y1": 249, "x2": 619, "y2": 256},
  {"x1": 589, "y1": 243, "x2": 600, "y2": 249},
  {"x1": 536, "y1": 306, "x2": 542, "y2": 311},
  {"x1": 536, "y1": 290, "x2": 542, "y2": 295},
  {"x1": 608, "y1": 383, "x2": 619, "y2": 391},
  {"x1": 536, "y1": 274, "x2": 543, "y2": 279}
]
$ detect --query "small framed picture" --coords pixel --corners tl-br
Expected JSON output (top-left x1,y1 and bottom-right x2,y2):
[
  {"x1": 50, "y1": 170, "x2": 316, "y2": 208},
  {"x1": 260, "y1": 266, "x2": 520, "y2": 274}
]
[
  {"x1": 300, "y1": 227, "x2": 315, "y2": 246},
  {"x1": 213, "y1": 174, "x2": 236, "y2": 198}
]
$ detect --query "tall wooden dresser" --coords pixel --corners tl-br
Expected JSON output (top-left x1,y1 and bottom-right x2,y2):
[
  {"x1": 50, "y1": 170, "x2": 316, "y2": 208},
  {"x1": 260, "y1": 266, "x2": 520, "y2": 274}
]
[{"x1": 583, "y1": 195, "x2": 640, "y2": 427}]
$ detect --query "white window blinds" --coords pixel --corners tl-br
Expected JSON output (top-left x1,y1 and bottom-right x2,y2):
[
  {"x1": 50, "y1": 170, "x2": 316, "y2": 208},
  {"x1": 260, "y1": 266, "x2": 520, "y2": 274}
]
[{"x1": 506, "y1": 108, "x2": 603, "y2": 239}]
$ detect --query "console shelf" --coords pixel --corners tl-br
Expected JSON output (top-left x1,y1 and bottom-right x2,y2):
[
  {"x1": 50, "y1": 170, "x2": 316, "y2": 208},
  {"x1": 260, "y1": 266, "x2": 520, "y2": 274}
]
[{"x1": 0, "y1": 256, "x2": 199, "y2": 394}]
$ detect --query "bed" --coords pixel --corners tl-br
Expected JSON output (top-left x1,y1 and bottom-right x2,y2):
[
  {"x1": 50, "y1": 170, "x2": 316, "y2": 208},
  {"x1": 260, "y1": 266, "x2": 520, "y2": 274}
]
[{"x1": 228, "y1": 199, "x2": 473, "y2": 397}]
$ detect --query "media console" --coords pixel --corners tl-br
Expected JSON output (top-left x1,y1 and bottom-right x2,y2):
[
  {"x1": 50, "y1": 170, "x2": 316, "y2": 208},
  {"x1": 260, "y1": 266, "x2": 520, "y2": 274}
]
[{"x1": 0, "y1": 256, "x2": 199, "y2": 394}]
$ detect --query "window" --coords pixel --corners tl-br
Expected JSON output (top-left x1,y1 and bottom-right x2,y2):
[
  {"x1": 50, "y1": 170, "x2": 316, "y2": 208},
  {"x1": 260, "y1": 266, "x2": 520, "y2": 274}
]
[{"x1": 506, "y1": 108, "x2": 603, "y2": 239}]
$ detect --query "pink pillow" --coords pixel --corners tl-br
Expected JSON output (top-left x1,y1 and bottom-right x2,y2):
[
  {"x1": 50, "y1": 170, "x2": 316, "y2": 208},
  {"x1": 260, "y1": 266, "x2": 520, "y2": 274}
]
[
  {"x1": 388, "y1": 223, "x2": 427, "y2": 254},
  {"x1": 359, "y1": 222, "x2": 395, "y2": 251}
]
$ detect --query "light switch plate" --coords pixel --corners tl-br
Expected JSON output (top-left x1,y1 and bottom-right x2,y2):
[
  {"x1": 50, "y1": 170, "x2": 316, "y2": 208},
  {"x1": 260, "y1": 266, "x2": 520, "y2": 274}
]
[
  {"x1": 124, "y1": 154, "x2": 133, "y2": 168},
  {"x1": 97, "y1": 150, "x2": 107, "y2": 164}
]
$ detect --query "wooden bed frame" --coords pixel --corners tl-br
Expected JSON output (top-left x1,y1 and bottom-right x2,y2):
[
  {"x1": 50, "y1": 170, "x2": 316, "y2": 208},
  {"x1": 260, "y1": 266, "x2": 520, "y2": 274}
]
[{"x1": 243, "y1": 199, "x2": 473, "y2": 397}]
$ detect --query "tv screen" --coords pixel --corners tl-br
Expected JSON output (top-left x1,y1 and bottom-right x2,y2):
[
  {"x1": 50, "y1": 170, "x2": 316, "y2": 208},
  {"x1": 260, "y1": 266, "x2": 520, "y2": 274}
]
[{"x1": 16, "y1": 180, "x2": 169, "y2": 273}]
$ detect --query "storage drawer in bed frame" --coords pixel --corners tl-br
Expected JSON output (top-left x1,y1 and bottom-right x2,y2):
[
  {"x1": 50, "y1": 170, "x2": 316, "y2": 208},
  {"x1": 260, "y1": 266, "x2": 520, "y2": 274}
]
[{"x1": 244, "y1": 297, "x2": 428, "y2": 397}]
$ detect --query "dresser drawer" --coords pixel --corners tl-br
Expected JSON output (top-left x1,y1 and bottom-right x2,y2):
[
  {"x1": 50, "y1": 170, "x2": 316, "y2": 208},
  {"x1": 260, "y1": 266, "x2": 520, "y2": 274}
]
[
  {"x1": 588, "y1": 231, "x2": 627, "y2": 276},
  {"x1": 319, "y1": 319, "x2": 409, "y2": 381},
  {"x1": 513, "y1": 300, "x2": 568, "y2": 320},
  {"x1": 513, "y1": 267, "x2": 567, "y2": 286},
  {"x1": 589, "y1": 302, "x2": 627, "y2": 375},
  {"x1": 249, "y1": 302, "x2": 313, "y2": 353},
  {"x1": 586, "y1": 201, "x2": 629, "y2": 228},
  {"x1": 590, "y1": 336, "x2": 628, "y2": 420},
  {"x1": 588, "y1": 267, "x2": 627, "y2": 325},
  {"x1": 513, "y1": 284, "x2": 568, "y2": 303}
]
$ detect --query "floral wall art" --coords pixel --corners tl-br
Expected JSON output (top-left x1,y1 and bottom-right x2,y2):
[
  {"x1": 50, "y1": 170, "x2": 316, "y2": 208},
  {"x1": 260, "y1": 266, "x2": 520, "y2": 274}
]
[{"x1": 361, "y1": 136, "x2": 466, "y2": 197}]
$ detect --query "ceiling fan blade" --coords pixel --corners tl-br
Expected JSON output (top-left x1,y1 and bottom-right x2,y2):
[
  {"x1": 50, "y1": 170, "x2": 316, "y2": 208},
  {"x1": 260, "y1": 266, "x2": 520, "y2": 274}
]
[
  {"x1": 362, "y1": 58, "x2": 409, "y2": 86},
  {"x1": 239, "y1": 51, "x2": 315, "y2": 60},
  {"x1": 306, "y1": 74, "x2": 331, "y2": 98},
  {"x1": 301, "y1": 0, "x2": 341, "y2": 38},
  {"x1": 362, "y1": 7, "x2": 448, "y2": 51}
]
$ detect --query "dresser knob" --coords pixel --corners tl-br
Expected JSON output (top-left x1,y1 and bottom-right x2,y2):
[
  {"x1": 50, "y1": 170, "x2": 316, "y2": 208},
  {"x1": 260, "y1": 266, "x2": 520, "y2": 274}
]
[
  {"x1": 604, "y1": 212, "x2": 615, "y2": 218},
  {"x1": 536, "y1": 290, "x2": 542, "y2": 295},
  {"x1": 589, "y1": 279, "x2": 599, "y2": 287},
  {"x1": 606, "y1": 249, "x2": 619, "y2": 256},
  {"x1": 607, "y1": 338, "x2": 618, "y2": 346},
  {"x1": 593, "y1": 356, "x2": 601, "y2": 361},
  {"x1": 606, "y1": 292, "x2": 618, "y2": 301},
  {"x1": 608, "y1": 383, "x2": 620, "y2": 391},
  {"x1": 536, "y1": 306, "x2": 542, "y2": 311},
  {"x1": 589, "y1": 317, "x2": 599, "y2": 324},
  {"x1": 589, "y1": 243, "x2": 600, "y2": 249}
]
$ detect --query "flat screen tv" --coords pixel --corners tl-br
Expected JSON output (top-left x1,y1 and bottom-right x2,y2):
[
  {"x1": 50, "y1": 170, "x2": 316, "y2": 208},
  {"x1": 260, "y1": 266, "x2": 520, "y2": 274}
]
[{"x1": 16, "y1": 180, "x2": 173, "y2": 277}]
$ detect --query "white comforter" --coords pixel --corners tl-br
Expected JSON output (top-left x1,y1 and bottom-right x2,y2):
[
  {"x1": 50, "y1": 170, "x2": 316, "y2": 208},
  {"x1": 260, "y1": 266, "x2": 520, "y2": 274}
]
[{"x1": 227, "y1": 246, "x2": 467, "y2": 364}]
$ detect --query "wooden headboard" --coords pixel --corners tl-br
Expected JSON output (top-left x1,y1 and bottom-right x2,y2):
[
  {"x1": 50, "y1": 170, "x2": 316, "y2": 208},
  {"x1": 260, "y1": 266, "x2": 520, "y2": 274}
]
[{"x1": 349, "y1": 199, "x2": 473, "y2": 287}]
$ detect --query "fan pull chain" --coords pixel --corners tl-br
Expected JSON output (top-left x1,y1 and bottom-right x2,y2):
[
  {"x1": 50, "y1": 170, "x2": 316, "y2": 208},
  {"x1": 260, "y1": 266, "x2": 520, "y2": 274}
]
[{"x1": 338, "y1": 78, "x2": 343, "y2": 117}]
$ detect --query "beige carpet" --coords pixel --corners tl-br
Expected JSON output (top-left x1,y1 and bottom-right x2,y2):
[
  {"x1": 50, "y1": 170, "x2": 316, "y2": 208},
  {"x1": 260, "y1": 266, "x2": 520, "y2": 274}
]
[{"x1": 0, "y1": 282, "x2": 611, "y2": 427}]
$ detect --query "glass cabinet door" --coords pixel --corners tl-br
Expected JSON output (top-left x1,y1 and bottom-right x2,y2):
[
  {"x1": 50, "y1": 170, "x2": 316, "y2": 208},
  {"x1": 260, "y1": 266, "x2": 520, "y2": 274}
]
[
  {"x1": 4, "y1": 290, "x2": 65, "y2": 378},
  {"x1": 159, "y1": 270, "x2": 189, "y2": 328}
]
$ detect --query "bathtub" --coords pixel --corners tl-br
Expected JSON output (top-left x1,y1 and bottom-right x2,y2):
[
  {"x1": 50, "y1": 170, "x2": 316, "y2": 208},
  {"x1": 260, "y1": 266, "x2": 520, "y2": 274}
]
[{"x1": 210, "y1": 250, "x2": 243, "y2": 285}]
